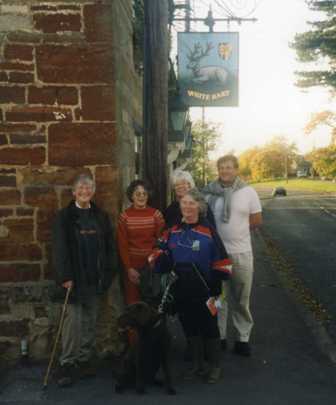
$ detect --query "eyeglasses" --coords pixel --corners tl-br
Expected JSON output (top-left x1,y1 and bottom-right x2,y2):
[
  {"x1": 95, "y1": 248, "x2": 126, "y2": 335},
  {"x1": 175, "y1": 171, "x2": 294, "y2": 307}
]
[{"x1": 133, "y1": 191, "x2": 148, "y2": 197}]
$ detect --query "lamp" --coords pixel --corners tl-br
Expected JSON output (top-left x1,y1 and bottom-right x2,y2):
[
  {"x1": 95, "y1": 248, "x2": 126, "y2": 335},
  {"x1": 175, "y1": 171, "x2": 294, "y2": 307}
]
[
  {"x1": 169, "y1": 93, "x2": 189, "y2": 142},
  {"x1": 169, "y1": 94, "x2": 188, "y2": 132}
]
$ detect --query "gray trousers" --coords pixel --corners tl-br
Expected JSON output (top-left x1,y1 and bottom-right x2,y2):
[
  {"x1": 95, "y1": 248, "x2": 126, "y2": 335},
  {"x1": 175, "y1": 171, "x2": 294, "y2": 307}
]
[
  {"x1": 217, "y1": 252, "x2": 254, "y2": 343},
  {"x1": 60, "y1": 295, "x2": 98, "y2": 365}
]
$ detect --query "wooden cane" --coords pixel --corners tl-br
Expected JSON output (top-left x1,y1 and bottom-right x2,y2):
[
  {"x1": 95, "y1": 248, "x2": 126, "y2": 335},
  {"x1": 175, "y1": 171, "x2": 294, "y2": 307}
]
[{"x1": 43, "y1": 286, "x2": 72, "y2": 389}]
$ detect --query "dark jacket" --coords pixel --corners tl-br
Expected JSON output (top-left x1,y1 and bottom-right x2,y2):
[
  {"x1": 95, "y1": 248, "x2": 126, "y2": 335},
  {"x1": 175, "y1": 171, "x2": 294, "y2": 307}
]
[
  {"x1": 52, "y1": 200, "x2": 117, "y2": 302},
  {"x1": 163, "y1": 200, "x2": 216, "y2": 229},
  {"x1": 153, "y1": 218, "x2": 232, "y2": 299}
]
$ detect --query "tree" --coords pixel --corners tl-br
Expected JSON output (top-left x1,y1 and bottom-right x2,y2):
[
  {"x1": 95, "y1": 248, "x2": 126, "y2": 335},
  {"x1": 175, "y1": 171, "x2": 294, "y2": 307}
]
[
  {"x1": 306, "y1": 145, "x2": 336, "y2": 177},
  {"x1": 239, "y1": 147, "x2": 260, "y2": 179},
  {"x1": 239, "y1": 136, "x2": 298, "y2": 181},
  {"x1": 189, "y1": 121, "x2": 220, "y2": 187},
  {"x1": 304, "y1": 110, "x2": 336, "y2": 144},
  {"x1": 291, "y1": 1, "x2": 336, "y2": 90}
]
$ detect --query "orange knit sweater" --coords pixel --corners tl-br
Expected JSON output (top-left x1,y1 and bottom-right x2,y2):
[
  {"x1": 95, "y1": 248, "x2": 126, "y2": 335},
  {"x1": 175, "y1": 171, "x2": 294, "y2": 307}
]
[{"x1": 117, "y1": 206, "x2": 165, "y2": 271}]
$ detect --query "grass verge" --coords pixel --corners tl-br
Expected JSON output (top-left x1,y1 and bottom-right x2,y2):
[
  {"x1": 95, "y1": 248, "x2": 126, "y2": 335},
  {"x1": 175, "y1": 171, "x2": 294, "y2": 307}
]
[{"x1": 252, "y1": 178, "x2": 336, "y2": 193}]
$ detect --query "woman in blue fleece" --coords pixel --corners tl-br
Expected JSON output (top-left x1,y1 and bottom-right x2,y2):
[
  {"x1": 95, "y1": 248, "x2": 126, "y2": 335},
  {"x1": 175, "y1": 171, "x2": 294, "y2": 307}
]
[{"x1": 151, "y1": 189, "x2": 232, "y2": 384}]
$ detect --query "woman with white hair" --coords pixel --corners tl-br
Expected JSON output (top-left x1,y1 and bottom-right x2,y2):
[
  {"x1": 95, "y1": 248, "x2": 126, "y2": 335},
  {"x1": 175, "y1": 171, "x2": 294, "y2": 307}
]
[
  {"x1": 151, "y1": 189, "x2": 232, "y2": 384},
  {"x1": 164, "y1": 170, "x2": 215, "y2": 228}
]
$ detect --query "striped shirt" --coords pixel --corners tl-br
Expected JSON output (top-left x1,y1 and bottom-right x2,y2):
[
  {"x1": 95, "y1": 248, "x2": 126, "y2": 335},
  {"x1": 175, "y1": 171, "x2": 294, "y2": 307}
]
[{"x1": 117, "y1": 206, "x2": 165, "y2": 270}]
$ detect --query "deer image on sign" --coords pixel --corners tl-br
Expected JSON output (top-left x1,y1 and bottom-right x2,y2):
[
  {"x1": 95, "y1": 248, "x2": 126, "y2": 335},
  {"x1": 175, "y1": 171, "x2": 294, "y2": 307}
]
[
  {"x1": 186, "y1": 42, "x2": 229, "y2": 85},
  {"x1": 178, "y1": 32, "x2": 239, "y2": 107}
]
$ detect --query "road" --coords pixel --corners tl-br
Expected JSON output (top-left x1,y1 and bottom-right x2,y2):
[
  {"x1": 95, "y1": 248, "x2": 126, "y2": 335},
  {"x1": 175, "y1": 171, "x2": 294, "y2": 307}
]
[{"x1": 259, "y1": 188, "x2": 336, "y2": 340}]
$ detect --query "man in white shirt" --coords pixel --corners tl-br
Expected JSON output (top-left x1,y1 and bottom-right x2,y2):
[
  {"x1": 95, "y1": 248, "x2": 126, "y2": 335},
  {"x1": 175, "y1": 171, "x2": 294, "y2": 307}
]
[{"x1": 203, "y1": 155, "x2": 262, "y2": 356}]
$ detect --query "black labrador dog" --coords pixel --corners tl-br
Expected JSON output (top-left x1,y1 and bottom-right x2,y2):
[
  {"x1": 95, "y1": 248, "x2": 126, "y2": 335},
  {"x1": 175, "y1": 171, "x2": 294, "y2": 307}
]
[{"x1": 115, "y1": 301, "x2": 176, "y2": 395}]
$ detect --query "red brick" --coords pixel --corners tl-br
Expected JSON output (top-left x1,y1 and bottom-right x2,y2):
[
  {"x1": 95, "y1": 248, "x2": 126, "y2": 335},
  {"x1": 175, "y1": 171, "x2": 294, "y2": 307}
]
[
  {"x1": 10, "y1": 134, "x2": 46, "y2": 144},
  {"x1": 16, "y1": 207, "x2": 34, "y2": 216},
  {"x1": 4, "y1": 44, "x2": 33, "y2": 62},
  {"x1": 0, "y1": 189, "x2": 21, "y2": 205},
  {"x1": 3, "y1": 218, "x2": 34, "y2": 242},
  {"x1": 0, "y1": 147, "x2": 45, "y2": 165},
  {"x1": 57, "y1": 87, "x2": 78, "y2": 105},
  {"x1": 28, "y1": 86, "x2": 78, "y2": 105},
  {"x1": 7, "y1": 32, "x2": 42, "y2": 44},
  {"x1": 49, "y1": 123, "x2": 116, "y2": 166},
  {"x1": 0, "y1": 124, "x2": 36, "y2": 133},
  {"x1": 0, "y1": 86, "x2": 25, "y2": 104},
  {"x1": 0, "y1": 319, "x2": 29, "y2": 336},
  {"x1": 34, "y1": 13, "x2": 81, "y2": 34},
  {"x1": 24, "y1": 186, "x2": 58, "y2": 210},
  {"x1": 81, "y1": 86, "x2": 115, "y2": 121},
  {"x1": 95, "y1": 166, "x2": 120, "y2": 217},
  {"x1": 60, "y1": 188, "x2": 73, "y2": 208},
  {"x1": 0, "y1": 72, "x2": 8, "y2": 82},
  {"x1": 0, "y1": 62, "x2": 34, "y2": 71},
  {"x1": 0, "y1": 176, "x2": 16, "y2": 187},
  {"x1": 19, "y1": 167, "x2": 91, "y2": 187},
  {"x1": 0, "y1": 208, "x2": 13, "y2": 217},
  {"x1": 9, "y1": 72, "x2": 34, "y2": 84},
  {"x1": 37, "y1": 209, "x2": 56, "y2": 242},
  {"x1": 0, "y1": 134, "x2": 7, "y2": 145},
  {"x1": 36, "y1": 44, "x2": 114, "y2": 84},
  {"x1": 6, "y1": 107, "x2": 72, "y2": 122},
  {"x1": 0, "y1": 263, "x2": 41, "y2": 283},
  {"x1": 0, "y1": 243, "x2": 42, "y2": 261},
  {"x1": 84, "y1": 4, "x2": 113, "y2": 42},
  {"x1": 28, "y1": 86, "x2": 56, "y2": 104}
]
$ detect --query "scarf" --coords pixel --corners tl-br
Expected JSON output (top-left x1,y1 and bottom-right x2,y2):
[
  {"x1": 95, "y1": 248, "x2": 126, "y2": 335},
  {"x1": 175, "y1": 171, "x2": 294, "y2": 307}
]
[{"x1": 202, "y1": 177, "x2": 247, "y2": 223}]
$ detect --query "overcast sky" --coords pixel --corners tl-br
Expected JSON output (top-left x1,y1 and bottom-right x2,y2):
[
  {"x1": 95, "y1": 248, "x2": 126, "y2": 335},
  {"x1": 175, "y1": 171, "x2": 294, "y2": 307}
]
[{"x1": 173, "y1": 0, "x2": 334, "y2": 157}]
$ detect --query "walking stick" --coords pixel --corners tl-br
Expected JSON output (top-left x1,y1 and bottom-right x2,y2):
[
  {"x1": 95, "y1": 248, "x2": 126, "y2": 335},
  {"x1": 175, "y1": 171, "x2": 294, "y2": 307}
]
[{"x1": 43, "y1": 286, "x2": 72, "y2": 390}]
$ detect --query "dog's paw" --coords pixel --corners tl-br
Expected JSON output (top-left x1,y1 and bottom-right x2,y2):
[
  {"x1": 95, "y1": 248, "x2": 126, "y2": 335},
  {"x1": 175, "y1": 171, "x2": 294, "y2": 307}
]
[
  {"x1": 115, "y1": 384, "x2": 124, "y2": 394},
  {"x1": 166, "y1": 387, "x2": 176, "y2": 395}
]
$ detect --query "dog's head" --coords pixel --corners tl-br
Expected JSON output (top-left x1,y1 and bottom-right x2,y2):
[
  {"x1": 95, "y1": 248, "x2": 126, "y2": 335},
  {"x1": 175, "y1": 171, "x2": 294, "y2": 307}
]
[{"x1": 118, "y1": 301, "x2": 158, "y2": 330}]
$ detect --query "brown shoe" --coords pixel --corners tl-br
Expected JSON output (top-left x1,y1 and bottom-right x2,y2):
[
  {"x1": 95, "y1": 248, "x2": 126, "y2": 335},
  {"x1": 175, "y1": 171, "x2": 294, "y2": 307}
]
[{"x1": 56, "y1": 363, "x2": 76, "y2": 387}]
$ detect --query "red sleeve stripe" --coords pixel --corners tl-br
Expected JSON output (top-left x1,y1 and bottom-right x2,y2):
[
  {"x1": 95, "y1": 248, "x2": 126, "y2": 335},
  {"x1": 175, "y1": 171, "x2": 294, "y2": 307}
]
[
  {"x1": 212, "y1": 258, "x2": 232, "y2": 274},
  {"x1": 194, "y1": 225, "x2": 212, "y2": 238}
]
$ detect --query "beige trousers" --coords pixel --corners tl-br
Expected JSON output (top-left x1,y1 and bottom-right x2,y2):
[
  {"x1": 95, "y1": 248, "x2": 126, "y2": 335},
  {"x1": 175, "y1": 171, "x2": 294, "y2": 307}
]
[
  {"x1": 60, "y1": 295, "x2": 98, "y2": 365},
  {"x1": 217, "y1": 251, "x2": 254, "y2": 343}
]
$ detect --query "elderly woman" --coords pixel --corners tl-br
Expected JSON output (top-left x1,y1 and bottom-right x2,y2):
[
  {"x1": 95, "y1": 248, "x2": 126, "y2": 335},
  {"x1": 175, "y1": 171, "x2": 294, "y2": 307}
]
[
  {"x1": 52, "y1": 174, "x2": 116, "y2": 387},
  {"x1": 151, "y1": 189, "x2": 232, "y2": 384},
  {"x1": 117, "y1": 180, "x2": 165, "y2": 305},
  {"x1": 164, "y1": 170, "x2": 216, "y2": 228}
]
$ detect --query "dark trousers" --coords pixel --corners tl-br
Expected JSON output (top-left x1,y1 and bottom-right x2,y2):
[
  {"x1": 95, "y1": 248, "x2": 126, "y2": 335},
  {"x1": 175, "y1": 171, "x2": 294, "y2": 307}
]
[{"x1": 178, "y1": 299, "x2": 219, "y2": 340}]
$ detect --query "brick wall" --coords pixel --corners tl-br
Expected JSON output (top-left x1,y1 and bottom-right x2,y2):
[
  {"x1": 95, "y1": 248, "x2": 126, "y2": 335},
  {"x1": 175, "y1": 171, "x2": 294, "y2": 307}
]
[{"x1": 0, "y1": 1, "x2": 141, "y2": 361}]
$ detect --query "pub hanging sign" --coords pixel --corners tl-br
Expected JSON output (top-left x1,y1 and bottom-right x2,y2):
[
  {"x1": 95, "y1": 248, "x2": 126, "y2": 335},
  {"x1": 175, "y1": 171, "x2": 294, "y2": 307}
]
[{"x1": 178, "y1": 32, "x2": 239, "y2": 107}]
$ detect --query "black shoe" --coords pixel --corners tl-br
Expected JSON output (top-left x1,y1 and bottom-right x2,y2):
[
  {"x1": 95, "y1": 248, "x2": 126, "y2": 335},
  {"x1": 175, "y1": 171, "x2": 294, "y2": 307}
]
[
  {"x1": 234, "y1": 341, "x2": 251, "y2": 357},
  {"x1": 56, "y1": 363, "x2": 76, "y2": 387},
  {"x1": 220, "y1": 339, "x2": 227, "y2": 351},
  {"x1": 77, "y1": 360, "x2": 97, "y2": 379}
]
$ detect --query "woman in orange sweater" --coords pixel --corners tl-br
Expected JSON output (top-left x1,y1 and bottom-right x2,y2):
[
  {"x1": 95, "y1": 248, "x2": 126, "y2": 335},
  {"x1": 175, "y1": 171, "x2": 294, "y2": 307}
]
[{"x1": 117, "y1": 180, "x2": 165, "y2": 304}]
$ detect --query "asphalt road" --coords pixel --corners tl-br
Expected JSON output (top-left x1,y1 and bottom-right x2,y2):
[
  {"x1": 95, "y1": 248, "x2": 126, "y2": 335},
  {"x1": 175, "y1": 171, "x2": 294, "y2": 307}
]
[
  {"x1": 1, "y1": 226, "x2": 336, "y2": 404},
  {"x1": 260, "y1": 189, "x2": 336, "y2": 341}
]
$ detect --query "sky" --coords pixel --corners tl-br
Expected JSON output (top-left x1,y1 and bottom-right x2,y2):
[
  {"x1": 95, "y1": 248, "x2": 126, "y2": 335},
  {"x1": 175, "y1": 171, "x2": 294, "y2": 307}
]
[{"x1": 173, "y1": 0, "x2": 334, "y2": 158}]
